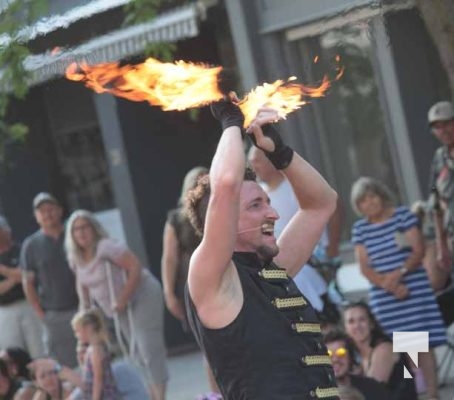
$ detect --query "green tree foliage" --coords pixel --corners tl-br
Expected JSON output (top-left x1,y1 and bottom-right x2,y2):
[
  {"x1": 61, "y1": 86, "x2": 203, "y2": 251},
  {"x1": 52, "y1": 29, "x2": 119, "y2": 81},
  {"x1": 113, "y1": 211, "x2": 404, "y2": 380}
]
[
  {"x1": 123, "y1": 0, "x2": 177, "y2": 61},
  {"x1": 0, "y1": 0, "x2": 49, "y2": 161}
]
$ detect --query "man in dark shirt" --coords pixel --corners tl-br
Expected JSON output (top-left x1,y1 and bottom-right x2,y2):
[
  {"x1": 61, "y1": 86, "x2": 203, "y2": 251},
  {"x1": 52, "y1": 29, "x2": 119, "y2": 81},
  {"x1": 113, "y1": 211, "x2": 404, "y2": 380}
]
[
  {"x1": 20, "y1": 193, "x2": 78, "y2": 367},
  {"x1": 0, "y1": 216, "x2": 44, "y2": 358},
  {"x1": 323, "y1": 329, "x2": 390, "y2": 400},
  {"x1": 185, "y1": 102, "x2": 339, "y2": 399}
]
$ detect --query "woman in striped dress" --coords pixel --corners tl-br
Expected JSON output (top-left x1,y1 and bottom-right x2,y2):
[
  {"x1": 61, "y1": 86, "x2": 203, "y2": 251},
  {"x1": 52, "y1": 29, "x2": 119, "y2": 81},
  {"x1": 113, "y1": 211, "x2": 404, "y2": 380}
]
[{"x1": 350, "y1": 177, "x2": 446, "y2": 400}]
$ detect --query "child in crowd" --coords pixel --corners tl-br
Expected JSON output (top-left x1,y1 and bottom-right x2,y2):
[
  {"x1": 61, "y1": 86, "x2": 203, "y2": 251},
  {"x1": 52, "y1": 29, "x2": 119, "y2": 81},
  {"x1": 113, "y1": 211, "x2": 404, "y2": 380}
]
[{"x1": 71, "y1": 310, "x2": 120, "y2": 400}]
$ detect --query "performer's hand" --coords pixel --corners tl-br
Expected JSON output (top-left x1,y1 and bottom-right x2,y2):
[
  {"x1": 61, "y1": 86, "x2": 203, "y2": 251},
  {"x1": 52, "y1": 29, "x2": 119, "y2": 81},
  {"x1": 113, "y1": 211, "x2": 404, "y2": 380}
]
[
  {"x1": 246, "y1": 107, "x2": 293, "y2": 170},
  {"x1": 210, "y1": 96, "x2": 244, "y2": 131}
]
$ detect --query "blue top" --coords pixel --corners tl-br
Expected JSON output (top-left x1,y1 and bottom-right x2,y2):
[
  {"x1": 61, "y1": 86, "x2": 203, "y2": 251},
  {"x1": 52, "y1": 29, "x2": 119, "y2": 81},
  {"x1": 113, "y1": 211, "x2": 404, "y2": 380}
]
[{"x1": 352, "y1": 206, "x2": 446, "y2": 347}]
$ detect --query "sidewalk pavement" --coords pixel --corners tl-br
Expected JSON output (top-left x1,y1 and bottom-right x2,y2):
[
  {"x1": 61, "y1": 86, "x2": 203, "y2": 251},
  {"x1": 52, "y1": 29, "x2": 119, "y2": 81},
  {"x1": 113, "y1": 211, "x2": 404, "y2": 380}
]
[{"x1": 167, "y1": 347, "x2": 454, "y2": 400}]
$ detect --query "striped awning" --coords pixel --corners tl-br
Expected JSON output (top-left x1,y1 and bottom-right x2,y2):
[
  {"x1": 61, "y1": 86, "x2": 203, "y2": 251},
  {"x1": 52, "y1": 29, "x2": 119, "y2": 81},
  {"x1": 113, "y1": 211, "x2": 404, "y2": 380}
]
[{"x1": 21, "y1": 3, "x2": 204, "y2": 86}]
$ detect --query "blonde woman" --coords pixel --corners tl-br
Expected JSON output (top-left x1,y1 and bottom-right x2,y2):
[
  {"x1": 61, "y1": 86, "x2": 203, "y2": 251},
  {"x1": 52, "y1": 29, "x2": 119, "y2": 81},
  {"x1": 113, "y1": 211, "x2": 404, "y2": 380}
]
[
  {"x1": 161, "y1": 166, "x2": 208, "y2": 326},
  {"x1": 65, "y1": 210, "x2": 168, "y2": 400}
]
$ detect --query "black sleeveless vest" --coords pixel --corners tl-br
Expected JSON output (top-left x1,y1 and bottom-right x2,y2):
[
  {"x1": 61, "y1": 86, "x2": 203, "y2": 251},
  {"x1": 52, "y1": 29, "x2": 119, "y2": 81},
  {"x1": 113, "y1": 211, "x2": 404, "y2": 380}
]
[{"x1": 186, "y1": 252, "x2": 339, "y2": 400}]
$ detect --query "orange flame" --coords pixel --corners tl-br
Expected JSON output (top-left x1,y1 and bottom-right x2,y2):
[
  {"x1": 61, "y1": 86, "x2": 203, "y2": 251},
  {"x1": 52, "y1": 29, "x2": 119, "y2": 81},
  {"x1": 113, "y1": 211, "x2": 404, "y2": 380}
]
[{"x1": 66, "y1": 57, "x2": 343, "y2": 127}]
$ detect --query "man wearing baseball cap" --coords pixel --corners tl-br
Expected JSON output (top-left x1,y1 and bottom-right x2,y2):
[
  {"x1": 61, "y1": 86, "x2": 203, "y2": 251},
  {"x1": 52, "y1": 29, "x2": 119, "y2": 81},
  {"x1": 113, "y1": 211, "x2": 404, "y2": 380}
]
[
  {"x1": 428, "y1": 101, "x2": 454, "y2": 275},
  {"x1": 20, "y1": 192, "x2": 78, "y2": 367}
]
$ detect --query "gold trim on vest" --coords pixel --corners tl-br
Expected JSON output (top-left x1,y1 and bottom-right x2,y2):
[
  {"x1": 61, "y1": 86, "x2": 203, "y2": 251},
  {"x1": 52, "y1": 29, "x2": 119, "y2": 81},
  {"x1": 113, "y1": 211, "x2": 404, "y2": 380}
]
[
  {"x1": 301, "y1": 355, "x2": 332, "y2": 366},
  {"x1": 291, "y1": 322, "x2": 321, "y2": 333},
  {"x1": 315, "y1": 386, "x2": 340, "y2": 398},
  {"x1": 258, "y1": 268, "x2": 288, "y2": 280},
  {"x1": 272, "y1": 296, "x2": 307, "y2": 309}
]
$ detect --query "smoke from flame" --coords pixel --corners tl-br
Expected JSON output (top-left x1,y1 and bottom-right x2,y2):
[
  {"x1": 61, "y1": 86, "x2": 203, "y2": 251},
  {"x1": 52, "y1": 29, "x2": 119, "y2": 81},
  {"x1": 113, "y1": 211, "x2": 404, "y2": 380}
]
[{"x1": 66, "y1": 57, "x2": 343, "y2": 127}]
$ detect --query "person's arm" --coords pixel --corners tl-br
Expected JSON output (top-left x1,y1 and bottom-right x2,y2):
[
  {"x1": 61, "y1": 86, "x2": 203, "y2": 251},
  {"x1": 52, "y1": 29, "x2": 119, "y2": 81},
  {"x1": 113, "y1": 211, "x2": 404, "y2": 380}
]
[
  {"x1": 188, "y1": 100, "x2": 245, "y2": 320},
  {"x1": 59, "y1": 366, "x2": 83, "y2": 388},
  {"x1": 433, "y1": 206, "x2": 452, "y2": 270},
  {"x1": 381, "y1": 223, "x2": 425, "y2": 289},
  {"x1": 355, "y1": 244, "x2": 386, "y2": 287},
  {"x1": 109, "y1": 249, "x2": 142, "y2": 313},
  {"x1": 247, "y1": 111, "x2": 337, "y2": 277},
  {"x1": 31, "y1": 389, "x2": 48, "y2": 400},
  {"x1": 367, "y1": 342, "x2": 396, "y2": 383},
  {"x1": 355, "y1": 244, "x2": 409, "y2": 299},
  {"x1": 22, "y1": 271, "x2": 45, "y2": 319},
  {"x1": 161, "y1": 221, "x2": 185, "y2": 320},
  {"x1": 75, "y1": 274, "x2": 91, "y2": 311},
  {"x1": 0, "y1": 264, "x2": 23, "y2": 282},
  {"x1": 0, "y1": 276, "x2": 17, "y2": 294},
  {"x1": 326, "y1": 198, "x2": 343, "y2": 258},
  {"x1": 90, "y1": 346, "x2": 104, "y2": 400}
]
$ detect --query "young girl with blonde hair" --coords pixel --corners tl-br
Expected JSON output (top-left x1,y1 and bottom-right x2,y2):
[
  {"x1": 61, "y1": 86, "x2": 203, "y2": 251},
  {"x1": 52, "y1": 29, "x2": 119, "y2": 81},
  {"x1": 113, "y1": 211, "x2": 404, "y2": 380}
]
[{"x1": 71, "y1": 309, "x2": 120, "y2": 400}]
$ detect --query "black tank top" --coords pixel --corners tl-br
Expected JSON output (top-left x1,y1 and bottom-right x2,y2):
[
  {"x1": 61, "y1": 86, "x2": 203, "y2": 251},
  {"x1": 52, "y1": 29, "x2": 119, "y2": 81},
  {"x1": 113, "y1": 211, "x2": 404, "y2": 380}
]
[{"x1": 186, "y1": 252, "x2": 339, "y2": 400}]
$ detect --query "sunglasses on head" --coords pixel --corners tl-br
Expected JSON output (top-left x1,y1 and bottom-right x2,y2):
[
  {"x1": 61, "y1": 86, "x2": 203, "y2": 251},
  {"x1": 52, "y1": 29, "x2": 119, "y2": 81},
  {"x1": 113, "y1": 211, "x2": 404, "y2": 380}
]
[{"x1": 327, "y1": 347, "x2": 348, "y2": 358}]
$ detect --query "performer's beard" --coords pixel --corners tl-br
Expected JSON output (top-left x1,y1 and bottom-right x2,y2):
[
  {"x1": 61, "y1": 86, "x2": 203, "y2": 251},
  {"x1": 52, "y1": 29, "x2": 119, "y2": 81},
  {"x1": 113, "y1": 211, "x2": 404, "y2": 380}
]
[{"x1": 256, "y1": 244, "x2": 279, "y2": 264}]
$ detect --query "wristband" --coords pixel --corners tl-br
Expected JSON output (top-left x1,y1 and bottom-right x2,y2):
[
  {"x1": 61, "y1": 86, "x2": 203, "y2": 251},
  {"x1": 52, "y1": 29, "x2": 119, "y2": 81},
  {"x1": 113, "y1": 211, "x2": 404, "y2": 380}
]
[{"x1": 251, "y1": 124, "x2": 294, "y2": 170}]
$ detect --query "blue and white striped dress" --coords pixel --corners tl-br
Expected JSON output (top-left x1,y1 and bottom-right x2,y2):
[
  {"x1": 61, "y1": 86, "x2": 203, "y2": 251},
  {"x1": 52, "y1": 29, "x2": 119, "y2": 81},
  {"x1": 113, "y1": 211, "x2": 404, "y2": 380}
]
[{"x1": 352, "y1": 206, "x2": 446, "y2": 347}]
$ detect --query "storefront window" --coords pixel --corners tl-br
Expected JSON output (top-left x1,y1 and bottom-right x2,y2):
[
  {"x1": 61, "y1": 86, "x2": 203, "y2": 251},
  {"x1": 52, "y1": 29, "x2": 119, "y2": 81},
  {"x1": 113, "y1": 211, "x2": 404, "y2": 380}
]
[{"x1": 291, "y1": 24, "x2": 400, "y2": 243}]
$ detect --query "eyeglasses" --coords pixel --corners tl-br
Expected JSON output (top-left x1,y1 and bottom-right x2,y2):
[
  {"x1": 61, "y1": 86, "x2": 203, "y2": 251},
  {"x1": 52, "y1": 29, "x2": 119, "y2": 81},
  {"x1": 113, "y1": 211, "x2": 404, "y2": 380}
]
[{"x1": 327, "y1": 347, "x2": 348, "y2": 358}]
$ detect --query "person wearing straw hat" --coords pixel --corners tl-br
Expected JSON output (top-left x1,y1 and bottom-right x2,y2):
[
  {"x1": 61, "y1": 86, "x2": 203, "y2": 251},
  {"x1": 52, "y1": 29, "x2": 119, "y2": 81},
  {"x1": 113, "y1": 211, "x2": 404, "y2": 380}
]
[
  {"x1": 184, "y1": 101, "x2": 339, "y2": 399},
  {"x1": 20, "y1": 192, "x2": 78, "y2": 367},
  {"x1": 64, "y1": 210, "x2": 168, "y2": 400}
]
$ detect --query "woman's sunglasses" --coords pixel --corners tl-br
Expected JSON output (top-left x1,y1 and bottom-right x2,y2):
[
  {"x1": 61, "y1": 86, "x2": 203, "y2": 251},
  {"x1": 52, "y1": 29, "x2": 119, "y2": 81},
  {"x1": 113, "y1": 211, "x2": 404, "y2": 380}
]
[{"x1": 327, "y1": 347, "x2": 348, "y2": 358}]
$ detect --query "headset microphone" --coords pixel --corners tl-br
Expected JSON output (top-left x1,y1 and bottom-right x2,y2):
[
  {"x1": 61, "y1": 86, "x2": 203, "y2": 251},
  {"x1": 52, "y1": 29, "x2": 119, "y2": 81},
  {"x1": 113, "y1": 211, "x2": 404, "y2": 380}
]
[{"x1": 237, "y1": 226, "x2": 263, "y2": 234}]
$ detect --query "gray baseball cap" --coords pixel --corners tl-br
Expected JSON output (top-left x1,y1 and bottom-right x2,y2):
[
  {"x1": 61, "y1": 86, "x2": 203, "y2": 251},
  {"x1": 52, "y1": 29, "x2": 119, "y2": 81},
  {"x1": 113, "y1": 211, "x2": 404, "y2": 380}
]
[
  {"x1": 33, "y1": 192, "x2": 59, "y2": 209},
  {"x1": 428, "y1": 101, "x2": 454, "y2": 125}
]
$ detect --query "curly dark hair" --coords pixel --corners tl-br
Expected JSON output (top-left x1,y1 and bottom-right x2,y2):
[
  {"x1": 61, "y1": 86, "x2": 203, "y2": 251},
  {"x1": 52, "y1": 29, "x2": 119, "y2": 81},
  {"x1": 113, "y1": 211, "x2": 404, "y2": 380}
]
[
  {"x1": 323, "y1": 329, "x2": 359, "y2": 370},
  {"x1": 184, "y1": 167, "x2": 256, "y2": 237}
]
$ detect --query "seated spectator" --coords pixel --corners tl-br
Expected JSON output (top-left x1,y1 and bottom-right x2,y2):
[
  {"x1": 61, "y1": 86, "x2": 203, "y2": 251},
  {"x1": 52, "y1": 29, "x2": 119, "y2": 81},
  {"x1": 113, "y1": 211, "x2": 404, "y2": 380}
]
[
  {"x1": 323, "y1": 329, "x2": 389, "y2": 400},
  {"x1": 0, "y1": 347, "x2": 32, "y2": 383},
  {"x1": 344, "y1": 302, "x2": 417, "y2": 400},
  {"x1": 73, "y1": 341, "x2": 148, "y2": 400},
  {"x1": 28, "y1": 358, "x2": 73, "y2": 400},
  {"x1": 0, "y1": 359, "x2": 20, "y2": 400}
]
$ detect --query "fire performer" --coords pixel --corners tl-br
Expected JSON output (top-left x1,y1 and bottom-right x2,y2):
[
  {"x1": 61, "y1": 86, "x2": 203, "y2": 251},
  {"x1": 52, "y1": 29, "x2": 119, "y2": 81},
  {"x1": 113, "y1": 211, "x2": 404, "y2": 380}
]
[{"x1": 185, "y1": 99, "x2": 339, "y2": 399}]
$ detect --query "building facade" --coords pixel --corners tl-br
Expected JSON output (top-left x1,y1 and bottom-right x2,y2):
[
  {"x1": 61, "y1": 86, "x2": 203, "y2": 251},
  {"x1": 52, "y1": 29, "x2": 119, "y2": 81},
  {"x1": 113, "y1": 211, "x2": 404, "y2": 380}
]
[
  {"x1": 0, "y1": 0, "x2": 451, "y2": 347},
  {"x1": 224, "y1": 0, "x2": 451, "y2": 251}
]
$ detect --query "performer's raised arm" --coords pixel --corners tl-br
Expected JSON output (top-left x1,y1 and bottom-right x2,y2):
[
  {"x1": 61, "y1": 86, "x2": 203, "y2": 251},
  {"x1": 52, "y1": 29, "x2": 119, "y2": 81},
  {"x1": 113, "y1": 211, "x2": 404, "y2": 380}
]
[
  {"x1": 186, "y1": 100, "x2": 245, "y2": 326},
  {"x1": 247, "y1": 110, "x2": 338, "y2": 277}
]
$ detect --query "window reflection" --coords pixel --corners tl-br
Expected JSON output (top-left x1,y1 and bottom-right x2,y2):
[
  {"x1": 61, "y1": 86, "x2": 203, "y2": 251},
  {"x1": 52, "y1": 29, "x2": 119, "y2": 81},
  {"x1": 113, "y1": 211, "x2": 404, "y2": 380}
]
[{"x1": 292, "y1": 24, "x2": 399, "y2": 240}]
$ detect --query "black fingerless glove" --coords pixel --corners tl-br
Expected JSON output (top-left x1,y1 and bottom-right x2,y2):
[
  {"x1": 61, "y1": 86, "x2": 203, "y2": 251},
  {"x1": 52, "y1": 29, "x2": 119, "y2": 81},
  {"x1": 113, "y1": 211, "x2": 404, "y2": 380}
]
[
  {"x1": 210, "y1": 100, "x2": 245, "y2": 131},
  {"x1": 250, "y1": 124, "x2": 294, "y2": 169}
]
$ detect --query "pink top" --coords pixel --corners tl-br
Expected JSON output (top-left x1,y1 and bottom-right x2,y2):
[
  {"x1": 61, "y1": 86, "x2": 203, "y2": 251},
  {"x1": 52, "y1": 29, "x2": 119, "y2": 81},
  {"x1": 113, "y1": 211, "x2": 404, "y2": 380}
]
[{"x1": 72, "y1": 238, "x2": 135, "y2": 317}]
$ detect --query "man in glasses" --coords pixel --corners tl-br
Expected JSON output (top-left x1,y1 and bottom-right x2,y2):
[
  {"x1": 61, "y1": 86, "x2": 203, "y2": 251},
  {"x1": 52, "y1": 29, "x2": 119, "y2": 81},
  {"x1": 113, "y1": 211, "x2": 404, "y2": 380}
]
[{"x1": 323, "y1": 330, "x2": 389, "y2": 400}]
